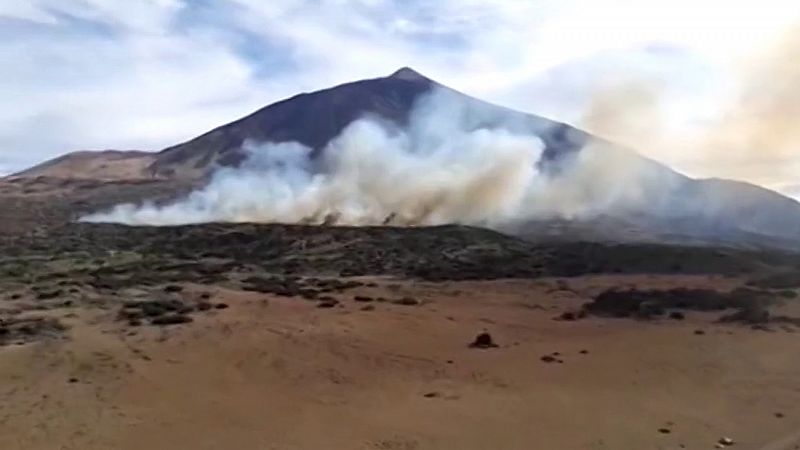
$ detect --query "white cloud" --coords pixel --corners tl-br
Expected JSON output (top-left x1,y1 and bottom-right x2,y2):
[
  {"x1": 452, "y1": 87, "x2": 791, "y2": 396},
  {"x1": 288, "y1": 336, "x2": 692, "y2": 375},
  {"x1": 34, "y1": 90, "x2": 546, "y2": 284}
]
[{"x1": 0, "y1": 0, "x2": 798, "y2": 192}]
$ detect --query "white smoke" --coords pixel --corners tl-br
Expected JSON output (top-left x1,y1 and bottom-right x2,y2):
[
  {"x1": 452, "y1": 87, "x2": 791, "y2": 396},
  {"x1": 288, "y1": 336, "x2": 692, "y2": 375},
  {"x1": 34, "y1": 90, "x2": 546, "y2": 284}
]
[{"x1": 80, "y1": 90, "x2": 655, "y2": 227}]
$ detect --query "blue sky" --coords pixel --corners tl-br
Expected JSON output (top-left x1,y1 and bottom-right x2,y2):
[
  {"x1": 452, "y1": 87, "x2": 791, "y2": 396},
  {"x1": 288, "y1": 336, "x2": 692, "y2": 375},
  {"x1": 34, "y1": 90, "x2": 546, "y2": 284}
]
[{"x1": 0, "y1": 0, "x2": 798, "y2": 197}]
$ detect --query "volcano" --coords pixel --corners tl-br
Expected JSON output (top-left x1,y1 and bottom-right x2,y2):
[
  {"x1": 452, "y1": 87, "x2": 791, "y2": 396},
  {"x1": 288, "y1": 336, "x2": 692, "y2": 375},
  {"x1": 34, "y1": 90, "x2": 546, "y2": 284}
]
[
  {"x1": 10, "y1": 67, "x2": 800, "y2": 249},
  {"x1": 147, "y1": 67, "x2": 589, "y2": 179}
]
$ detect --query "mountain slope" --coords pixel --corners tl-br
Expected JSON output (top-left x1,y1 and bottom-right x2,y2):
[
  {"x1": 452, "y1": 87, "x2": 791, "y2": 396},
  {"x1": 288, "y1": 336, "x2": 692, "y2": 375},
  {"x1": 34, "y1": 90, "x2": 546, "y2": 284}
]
[
  {"x1": 12, "y1": 150, "x2": 154, "y2": 180},
  {"x1": 147, "y1": 67, "x2": 588, "y2": 179},
  {"x1": 7, "y1": 67, "x2": 800, "y2": 248}
]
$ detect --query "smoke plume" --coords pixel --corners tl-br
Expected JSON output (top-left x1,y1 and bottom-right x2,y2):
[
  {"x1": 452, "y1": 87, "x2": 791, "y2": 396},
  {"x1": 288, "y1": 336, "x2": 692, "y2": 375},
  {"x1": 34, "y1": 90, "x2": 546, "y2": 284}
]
[
  {"x1": 579, "y1": 26, "x2": 800, "y2": 193},
  {"x1": 82, "y1": 91, "x2": 538, "y2": 226},
  {"x1": 82, "y1": 87, "x2": 667, "y2": 227}
]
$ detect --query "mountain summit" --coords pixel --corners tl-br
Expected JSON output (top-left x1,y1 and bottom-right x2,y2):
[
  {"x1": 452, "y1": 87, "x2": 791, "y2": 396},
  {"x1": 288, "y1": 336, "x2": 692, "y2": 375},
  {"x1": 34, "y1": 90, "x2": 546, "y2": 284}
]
[
  {"x1": 146, "y1": 67, "x2": 586, "y2": 179},
  {"x1": 388, "y1": 66, "x2": 431, "y2": 81}
]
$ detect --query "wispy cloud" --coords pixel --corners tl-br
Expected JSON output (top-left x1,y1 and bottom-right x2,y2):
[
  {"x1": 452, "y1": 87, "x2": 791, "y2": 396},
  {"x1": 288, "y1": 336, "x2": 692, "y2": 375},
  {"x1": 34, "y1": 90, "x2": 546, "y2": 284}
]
[{"x1": 0, "y1": 0, "x2": 798, "y2": 196}]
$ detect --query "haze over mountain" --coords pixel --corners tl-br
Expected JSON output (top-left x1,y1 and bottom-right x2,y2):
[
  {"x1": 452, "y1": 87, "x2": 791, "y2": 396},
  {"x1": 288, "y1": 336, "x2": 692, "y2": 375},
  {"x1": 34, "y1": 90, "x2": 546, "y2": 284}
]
[{"x1": 12, "y1": 68, "x2": 800, "y2": 249}]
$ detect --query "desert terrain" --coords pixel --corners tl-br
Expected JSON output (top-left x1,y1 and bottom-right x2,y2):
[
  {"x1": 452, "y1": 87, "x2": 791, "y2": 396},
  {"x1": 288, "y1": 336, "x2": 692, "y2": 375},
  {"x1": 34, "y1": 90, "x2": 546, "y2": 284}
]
[
  {"x1": 0, "y1": 212, "x2": 798, "y2": 450},
  {"x1": 1, "y1": 66, "x2": 799, "y2": 450}
]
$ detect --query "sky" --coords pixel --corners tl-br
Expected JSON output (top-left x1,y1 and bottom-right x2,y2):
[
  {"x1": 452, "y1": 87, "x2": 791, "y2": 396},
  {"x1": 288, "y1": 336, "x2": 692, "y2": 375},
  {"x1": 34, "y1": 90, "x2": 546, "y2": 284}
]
[{"x1": 0, "y1": 0, "x2": 798, "y2": 197}]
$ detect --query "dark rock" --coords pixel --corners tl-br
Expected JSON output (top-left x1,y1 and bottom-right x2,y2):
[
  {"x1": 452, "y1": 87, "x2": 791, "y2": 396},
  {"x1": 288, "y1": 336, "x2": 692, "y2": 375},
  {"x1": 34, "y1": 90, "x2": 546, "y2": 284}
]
[
  {"x1": 719, "y1": 304, "x2": 770, "y2": 325},
  {"x1": 135, "y1": 299, "x2": 186, "y2": 317},
  {"x1": 669, "y1": 311, "x2": 685, "y2": 320},
  {"x1": 354, "y1": 295, "x2": 374, "y2": 303},
  {"x1": 317, "y1": 300, "x2": 339, "y2": 308},
  {"x1": 177, "y1": 304, "x2": 195, "y2": 314},
  {"x1": 150, "y1": 314, "x2": 193, "y2": 326},
  {"x1": 541, "y1": 355, "x2": 557, "y2": 363},
  {"x1": 556, "y1": 311, "x2": 577, "y2": 321},
  {"x1": 300, "y1": 290, "x2": 319, "y2": 300},
  {"x1": 0, "y1": 317, "x2": 66, "y2": 346},
  {"x1": 117, "y1": 308, "x2": 144, "y2": 320},
  {"x1": 67, "y1": 377, "x2": 79, "y2": 384},
  {"x1": 584, "y1": 287, "x2": 773, "y2": 320},
  {"x1": 694, "y1": 329, "x2": 706, "y2": 335},
  {"x1": 658, "y1": 428, "x2": 671, "y2": 434},
  {"x1": 163, "y1": 284, "x2": 183, "y2": 293},
  {"x1": 196, "y1": 301, "x2": 213, "y2": 311},
  {"x1": 214, "y1": 303, "x2": 229, "y2": 309},
  {"x1": 423, "y1": 392, "x2": 441, "y2": 398},
  {"x1": 35, "y1": 289, "x2": 62, "y2": 300},
  {"x1": 469, "y1": 332, "x2": 498, "y2": 349},
  {"x1": 637, "y1": 301, "x2": 666, "y2": 319},
  {"x1": 360, "y1": 305, "x2": 375, "y2": 311},
  {"x1": 393, "y1": 297, "x2": 419, "y2": 306}
]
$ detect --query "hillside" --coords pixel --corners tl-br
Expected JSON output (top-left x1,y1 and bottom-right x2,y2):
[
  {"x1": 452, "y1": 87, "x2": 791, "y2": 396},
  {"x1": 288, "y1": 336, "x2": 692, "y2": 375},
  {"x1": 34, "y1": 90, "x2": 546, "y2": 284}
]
[{"x1": 6, "y1": 68, "x2": 800, "y2": 248}]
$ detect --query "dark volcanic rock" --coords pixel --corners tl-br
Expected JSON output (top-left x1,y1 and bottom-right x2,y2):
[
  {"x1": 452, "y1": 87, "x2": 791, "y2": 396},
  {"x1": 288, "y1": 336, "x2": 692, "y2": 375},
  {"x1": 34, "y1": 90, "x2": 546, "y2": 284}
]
[
  {"x1": 719, "y1": 305, "x2": 770, "y2": 325},
  {"x1": 137, "y1": 299, "x2": 189, "y2": 317},
  {"x1": 317, "y1": 300, "x2": 339, "y2": 308},
  {"x1": 196, "y1": 301, "x2": 213, "y2": 311},
  {"x1": 150, "y1": 314, "x2": 193, "y2": 326},
  {"x1": 0, "y1": 316, "x2": 66, "y2": 346},
  {"x1": 12, "y1": 223, "x2": 800, "y2": 286},
  {"x1": 555, "y1": 310, "x2": 586, "y2": 321},
  {"x1": 163, "y1": 284, "x2": 183, "y2": 293},
  {"x1": 583, "y1": 287, "x2": 780, "y2": 323},
  {"x1": 392, "y1": 297, "x2": 419, "y2": 306},
  {"x1": 469, "y1": 332, "x2": 498, "y2": 349},
  {"x1": 35, "y1": 289, "x2": 62, "y2": 300}
]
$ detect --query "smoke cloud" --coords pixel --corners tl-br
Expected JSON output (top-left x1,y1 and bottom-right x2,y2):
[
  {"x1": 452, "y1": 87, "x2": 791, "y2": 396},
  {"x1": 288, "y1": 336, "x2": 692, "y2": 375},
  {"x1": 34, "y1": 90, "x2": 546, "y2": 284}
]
[
  {"x1": 579, "y1": 26, "x2": 800, "y2": 193},
  {"x1": 81, "y1": 91, "x2": 537, "y2": 226},
  {"x1": 82, "y1": 88, "x2": 667, "y2": 227}
]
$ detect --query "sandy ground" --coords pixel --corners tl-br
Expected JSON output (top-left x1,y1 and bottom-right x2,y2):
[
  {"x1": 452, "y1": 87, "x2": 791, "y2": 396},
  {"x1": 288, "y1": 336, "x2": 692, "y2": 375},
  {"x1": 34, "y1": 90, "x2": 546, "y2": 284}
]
[
  {"x1": 1, "y1": 275, "x2": 798, "y2": 450},
  {"x1": 11, "y1": 150, "x2": 156, "y2": 181}
]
